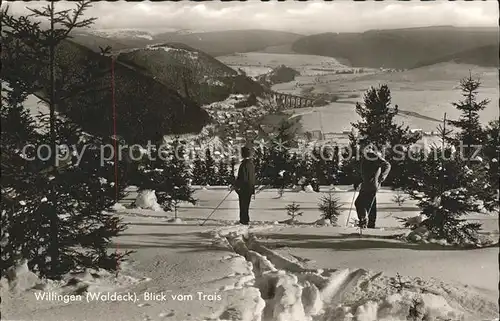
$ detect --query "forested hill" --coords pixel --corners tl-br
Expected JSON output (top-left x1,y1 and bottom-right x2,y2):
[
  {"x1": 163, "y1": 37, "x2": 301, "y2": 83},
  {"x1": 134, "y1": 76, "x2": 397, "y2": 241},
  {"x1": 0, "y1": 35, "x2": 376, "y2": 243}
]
[
  {"x1": 2, "y1": 38, "x2": 210, "y2": 143},
  {"x1": 114, "y1": 42, "x2": 266, "y2": 105},
  {"x1": 291, "y1": 26, "x2": 498, "y2": 69},
  {"x1": 412, "y1": 44, "x2": 499, "y2": 69}
]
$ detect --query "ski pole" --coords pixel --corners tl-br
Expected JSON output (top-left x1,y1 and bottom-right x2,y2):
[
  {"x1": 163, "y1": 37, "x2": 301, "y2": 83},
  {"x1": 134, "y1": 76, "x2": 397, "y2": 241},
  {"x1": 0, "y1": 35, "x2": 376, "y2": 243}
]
[
  {"x1": 255, "y1": 184, "x2": 269, "y2": 195},
  {"x1": 346, "y1": 185, "x2": 358, "y2": 227},
  {"x1": 200, "y1": 189, "x2": 233, "y2": 226},
  {"x1": 364, "y1": 183, "x2": 381, "y2": 229}
]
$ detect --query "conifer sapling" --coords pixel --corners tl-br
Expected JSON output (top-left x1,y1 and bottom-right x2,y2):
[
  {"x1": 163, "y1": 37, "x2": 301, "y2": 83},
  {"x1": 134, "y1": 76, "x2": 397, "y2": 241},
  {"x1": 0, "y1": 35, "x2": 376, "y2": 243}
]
[
  {"x1": 286, "y1": 202, "x2": 303, "y2": 221},
  {"x1": 318, "y1": 192, "x2": 342, "y2": 225}
]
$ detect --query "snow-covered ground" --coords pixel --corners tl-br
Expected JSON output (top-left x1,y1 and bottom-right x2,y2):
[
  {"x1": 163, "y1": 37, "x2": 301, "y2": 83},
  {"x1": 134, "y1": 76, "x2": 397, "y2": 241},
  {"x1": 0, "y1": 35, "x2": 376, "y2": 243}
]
[{"x1": 2, "y1": 187, "x2": 498, "y2": 321}]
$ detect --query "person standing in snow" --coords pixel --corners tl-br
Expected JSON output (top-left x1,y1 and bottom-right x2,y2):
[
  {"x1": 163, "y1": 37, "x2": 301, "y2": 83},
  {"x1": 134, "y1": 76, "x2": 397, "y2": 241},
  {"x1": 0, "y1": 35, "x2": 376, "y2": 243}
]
[
  {"x1": 354, "y1": 145, "x2": 391, "y2": 228},
  {"x1": 233, "y1": 146, "x2": 256, "y2": 225}
]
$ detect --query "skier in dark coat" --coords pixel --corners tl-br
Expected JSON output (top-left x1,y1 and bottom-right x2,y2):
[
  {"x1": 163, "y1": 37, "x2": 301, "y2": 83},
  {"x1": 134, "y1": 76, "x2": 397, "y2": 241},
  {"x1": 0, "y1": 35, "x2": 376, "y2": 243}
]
[
  {"x1": 233, "y1": 146, "x2": 256, "y2": 225},
  {"x1": 354, "y1": 146, "x2": 391, "y2": 228}
]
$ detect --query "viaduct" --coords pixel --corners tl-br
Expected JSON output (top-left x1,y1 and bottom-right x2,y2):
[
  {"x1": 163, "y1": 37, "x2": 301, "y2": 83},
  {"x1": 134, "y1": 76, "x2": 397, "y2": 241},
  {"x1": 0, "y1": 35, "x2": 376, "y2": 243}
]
[{"x1": 267, "y1": 91, "x2": 315, "y2": 109}]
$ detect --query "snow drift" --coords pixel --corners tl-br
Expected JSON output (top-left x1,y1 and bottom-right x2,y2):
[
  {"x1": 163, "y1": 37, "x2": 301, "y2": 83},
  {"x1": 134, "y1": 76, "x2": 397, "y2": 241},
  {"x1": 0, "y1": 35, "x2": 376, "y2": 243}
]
[
  {"x1": 134, "y1": 189, "x2": 162, "y2": 211},
  {"x1": 212, "y1": 225, "x2": 498, "y2": 321}
]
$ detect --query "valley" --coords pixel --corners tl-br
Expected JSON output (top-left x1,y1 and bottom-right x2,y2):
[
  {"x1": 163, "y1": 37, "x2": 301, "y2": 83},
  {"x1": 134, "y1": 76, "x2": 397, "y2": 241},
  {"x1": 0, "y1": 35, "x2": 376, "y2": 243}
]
[
  {"x1": 218, "y1": 52, "x2": 499, "y2": 135},
  {"x1": 64, "y1": 25, "x2": 498, "y2": 145}
]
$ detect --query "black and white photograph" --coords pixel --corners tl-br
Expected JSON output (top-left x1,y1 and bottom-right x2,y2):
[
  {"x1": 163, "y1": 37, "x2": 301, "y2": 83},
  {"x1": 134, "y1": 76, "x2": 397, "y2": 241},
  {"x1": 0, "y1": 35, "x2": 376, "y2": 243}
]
[{"x1": 1, "y1": 1, "x2": 499, "y2": 320}]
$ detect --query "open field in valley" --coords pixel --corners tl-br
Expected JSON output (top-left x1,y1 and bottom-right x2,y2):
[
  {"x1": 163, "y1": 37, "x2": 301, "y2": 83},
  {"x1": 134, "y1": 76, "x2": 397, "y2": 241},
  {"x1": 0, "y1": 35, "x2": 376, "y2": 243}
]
[{"x1": 219, "y1": 53, "x2": 499, "y2": 134}]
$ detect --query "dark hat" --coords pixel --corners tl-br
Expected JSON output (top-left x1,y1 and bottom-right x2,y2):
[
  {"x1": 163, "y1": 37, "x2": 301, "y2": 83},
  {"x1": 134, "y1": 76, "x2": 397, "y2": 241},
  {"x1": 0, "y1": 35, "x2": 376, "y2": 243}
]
[{"x1": 241, "y1": 145, "x2": 252, "y2": 158}]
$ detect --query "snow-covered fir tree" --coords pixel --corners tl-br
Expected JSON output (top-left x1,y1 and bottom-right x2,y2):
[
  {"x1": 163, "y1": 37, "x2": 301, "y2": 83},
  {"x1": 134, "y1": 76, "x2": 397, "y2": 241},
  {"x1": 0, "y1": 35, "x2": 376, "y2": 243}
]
[
  {"x1": 298, "y1": 152, "x2": 315, "y2": 187},
  {"x1": 312, "y1": 145, "x2": 339, "y2": 185},
  {"x1": 1, "y1": 97, "x2": 130, "y2": 278},
  {"x1": 141, "y1": 138, "x2": 197, "y2": 211},
  {"x1": 262, "y1": 117, "x2": 300, "y2": 187},
  {"x1": 338, "y1": 134, "x2": 361, "y2": 186},
  {"x1": 445, "y1": 76, "x2": 498, "y2": 211},
  {"x1": 216, "y1": 158, "x2": 232, "y2": 185},
  {"x1": 191, "y1": 151, "x2": 206, "y2": 185},
  {"x1": 404, "y1": 119, "x2": 491, "y2": 245},
  {"x1": 164, "y1": 138, "x2": 196, "y2": 208},
  {"x1": 253, "y1": 145, "x2": 268, "y2": 185},
  {"x1": 1, "y1": 1, "x2": 131, "y2": 278},
  {"x1": 203, "y1": 148, "x2": 217, "y2": 186}
]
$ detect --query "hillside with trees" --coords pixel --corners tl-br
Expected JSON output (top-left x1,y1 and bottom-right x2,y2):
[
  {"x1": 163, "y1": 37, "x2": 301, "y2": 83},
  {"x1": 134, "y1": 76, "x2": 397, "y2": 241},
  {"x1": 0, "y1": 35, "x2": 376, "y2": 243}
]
[
  {"x1": 412, "y1": 44, "x2": 499, "y2": 69},
  {"x1": 291, "y1": 26, "x2": 498, "y2": 69},
  {"x1": 115, "y1": 43, "x2": 266, "y2": 105},
  {"x1": 2, "y1": 23, "x2": 210, "y2": 144}
]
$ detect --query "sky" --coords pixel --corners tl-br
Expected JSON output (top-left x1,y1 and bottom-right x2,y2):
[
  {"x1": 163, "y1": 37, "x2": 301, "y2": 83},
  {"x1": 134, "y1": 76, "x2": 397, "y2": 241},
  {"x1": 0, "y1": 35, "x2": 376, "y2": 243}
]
[{"x1": 5, "y1": 0, "x2": 498, "y2": 34}]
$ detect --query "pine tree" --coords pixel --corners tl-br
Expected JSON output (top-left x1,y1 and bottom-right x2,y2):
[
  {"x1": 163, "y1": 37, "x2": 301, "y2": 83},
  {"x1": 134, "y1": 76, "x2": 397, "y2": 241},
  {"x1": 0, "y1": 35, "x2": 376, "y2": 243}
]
[
  {"x1": 216, "y1": 158, "x2": 231, "y2": 185},
  {"x1": 204, "y1": 148, "x2": 217, "y2": 186},
  {"x1": 135, "y1": 143, "x2": 165, "y2": 195},
  {"x1": 162, "y1": 138, "x2": 197, "y2": 211},
  {"x1": 446, "y1": 76, "x2": 498, "y2": 211},
  {"x1": 264, "y1": 117, "x2": 300, "y2": 188},
  {"x1": 286, "y1": 202, "x2": 303, "y2": 220},
  {"x1": 448, "y1": 74, "x2": 489, "y2": 160},
  {"x1": 347, "y1": 85, "x2": 421, "y2": 187},
  {"x1": 1, "y1": 107, "x2": 131, "y2": 278},
  {"x1": 312, "y1": 147, "x2": 324, "y2": 184},
  {"x1": 1, "y1": 1, "x2": 131, "y2": 279},
  {"x1": 404, "y1": 117, "x2": 487, "y2": 245},
  {"x1": 483, "y1": 120, "x2": 499, "y2": 194},
  {"x1": 338, "y1": 133, "x2": 362, "y2": 186},
  {"x1": 2, "y1": 0, "x2": 99, "y2": 278},
  {"x1": 254, "y1": 145, "x2": 270, "y2": 185},
  {"x1": 312, "y1": 145, "x2": 339, "y2": 185},
  {"x1": 288, "y1": 153, "x2": 302, "y2": 186},
  {"x1": 318, "y1": 192, "x2": 342, "y2": 225},
  {"x1": 191, "y1": 151, "x2": 206, "y2": 185},
  {"x1": 298, "y1": 152, "x2": 315, "y2": 187}
]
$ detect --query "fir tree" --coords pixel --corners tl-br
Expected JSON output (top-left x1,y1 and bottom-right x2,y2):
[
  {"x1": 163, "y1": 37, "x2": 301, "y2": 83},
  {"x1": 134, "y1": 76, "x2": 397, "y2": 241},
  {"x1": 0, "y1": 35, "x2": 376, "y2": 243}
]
[
  {"x1": 483, "y1": 120, "x2": 499, "y2": 193},
  {"x1": 405, "y1": 118, "x2": 488, "y2": 245},
  {"x1": 318, "y1": 192, "x2": 342, "y2": 225},
  {"x1": 286, "y1": 202, "x2": 303, "y2": 220},
  {"x1": 162, "y1": 138, "x2": 197, "y2": 211},
  {"x1": 447, "y1": 77, "x2": 498, "y2": 211},
  {"x1": 263, "y1": 117, "x2": 300, "y2": 188},
  {"x1": 1, "y1": 109, "x2": 131, "y2": 278},
  {"x1": 298, "y1": 152, "x2": 315, "y2": 187},
  {"x1": 448, "y1": 74, "x2": 489, "y2": 160},
  {"x1": 204, "y1": 148, "x2": 217, "y2": 186},
  {"x1": 312, "y1": 145, "x2": 339, "y2": 185},
  {"x1": 216, "y1": 158, "x2": 231, "y2": 185},
  {"x1": 347, "y1": 85, "x2": 421, "y2": 187},
  {"x1": 1, "y1": 1, "x2": 131, "y2": 279},
  {"x1": 191, "y1": 151, "x2": 206, "y2": 185},
  {"x1": 254, "y1": 145, "x2": 270, "y2": 185},
  {"x1": 338, "y1": 134, "x2": 362, "y2": 186},
  {"x1": 135, "y1": 144, "x2": 166, "y2": 194},
  {"x1": 2, "y1": 0, "x2": 98, "y2": 277}
]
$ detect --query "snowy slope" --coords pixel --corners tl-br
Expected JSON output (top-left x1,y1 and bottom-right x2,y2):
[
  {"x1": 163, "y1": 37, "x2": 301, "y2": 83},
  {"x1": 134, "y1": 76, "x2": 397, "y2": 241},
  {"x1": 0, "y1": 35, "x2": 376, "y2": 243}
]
[{"x1": 3, "y1": 187, "x2": 498, "y2": 321}]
